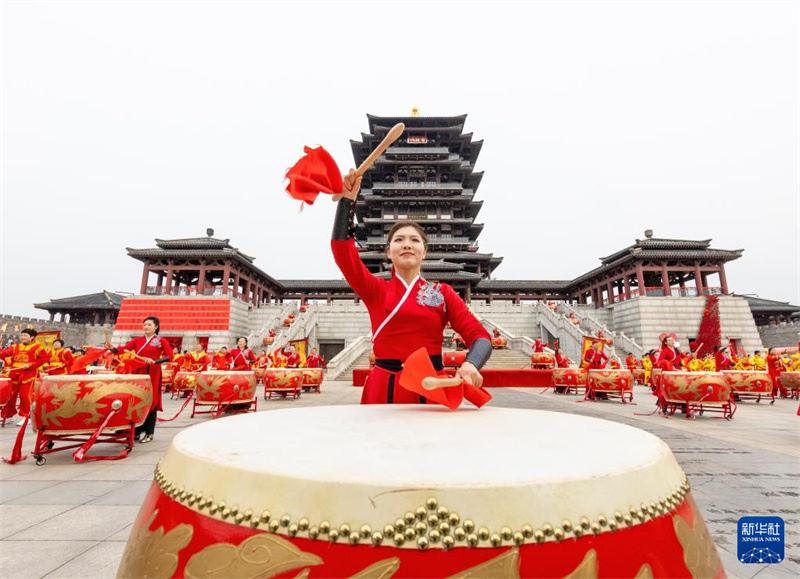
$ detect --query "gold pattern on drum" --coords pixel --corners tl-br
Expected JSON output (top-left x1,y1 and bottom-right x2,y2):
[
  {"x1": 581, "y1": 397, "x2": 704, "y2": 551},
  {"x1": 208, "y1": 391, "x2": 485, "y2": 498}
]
[
  {"x1": 450, "y1": 549, "x2": 520, "y2": 578},
  {"x1": 184, "y1": 534, "x2": 323, "y2": 579},
  {"x1": 41, "y1": 381, "x2": 152, "y2": 427},
  {"x1": 665, "y1": 374, "x2": 729, "y2": 400},
  {"x1": 672, "y1": 499, "x2": 720, "y2": 579},
  {"x1": 563, "y1": 550, "x2": 597, "y2": 579},
  {"x1": 349, "y1": 558, "x2": 400, "y2": 579},
  {"x1": 117, "y1": 511, "x2": 192, "y2": 579}
]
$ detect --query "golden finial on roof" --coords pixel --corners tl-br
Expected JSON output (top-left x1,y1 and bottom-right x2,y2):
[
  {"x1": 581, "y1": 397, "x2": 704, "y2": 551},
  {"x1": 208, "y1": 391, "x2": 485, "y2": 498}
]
[{"x1": 411, "y1": 107, "x2": 420, "y2": 117}]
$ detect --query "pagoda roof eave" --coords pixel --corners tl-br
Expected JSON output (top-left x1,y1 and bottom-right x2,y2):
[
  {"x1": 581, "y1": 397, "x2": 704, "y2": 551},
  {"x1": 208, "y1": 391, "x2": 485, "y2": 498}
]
[{"x1": 34, "y1": 290, "x2": 125, "y2": 312}]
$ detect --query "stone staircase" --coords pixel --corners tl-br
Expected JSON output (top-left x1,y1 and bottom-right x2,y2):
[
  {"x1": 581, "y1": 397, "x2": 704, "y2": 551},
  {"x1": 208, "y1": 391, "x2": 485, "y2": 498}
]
[
  {"x1": 483, "y1": 348, "x2": 532, "y2": 369},
  {"x1": 336, "y1": 351, "x2": 373, "y2": 383}
]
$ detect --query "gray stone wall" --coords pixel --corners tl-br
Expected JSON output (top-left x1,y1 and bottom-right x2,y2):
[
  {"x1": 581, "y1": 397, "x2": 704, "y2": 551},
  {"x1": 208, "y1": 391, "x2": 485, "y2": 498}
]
[
  {"x1": 0, "y1": 314, "x2": 111, "y2": 348},
  {"x1": 758, "y1": 324, "x2": 800, "y2": 349},
  {"x1": 609, "y1": 296, "x2": 763, "y2": 353},
  {"x1": 470, "y1": 303, "x2": 542, "y2": 339},
  {"x1": 315, "y1": 303, "x2": 371, "y2": 346}
]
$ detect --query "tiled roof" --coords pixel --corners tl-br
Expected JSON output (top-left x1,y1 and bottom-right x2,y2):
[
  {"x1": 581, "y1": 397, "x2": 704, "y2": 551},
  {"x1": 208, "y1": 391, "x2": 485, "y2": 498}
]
[{"x1": 34, "y1": 291, "x2": 125, "y2": 311}]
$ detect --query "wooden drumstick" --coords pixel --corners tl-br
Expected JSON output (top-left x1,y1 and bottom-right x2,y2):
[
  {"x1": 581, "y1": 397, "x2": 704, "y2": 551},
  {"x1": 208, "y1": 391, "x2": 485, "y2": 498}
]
[
  {"x1": 422, "y1": 377, "x2": 464, "y2": 390},
  {"x1": 333, "y1": 122, "x2": 405, "y2": 201}
]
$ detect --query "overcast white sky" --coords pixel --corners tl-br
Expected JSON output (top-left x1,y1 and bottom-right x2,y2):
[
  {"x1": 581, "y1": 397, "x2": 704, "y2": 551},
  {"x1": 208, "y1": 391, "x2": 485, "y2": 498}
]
[{"x1": 1, "y1": 0, "x2": 798, "y2": 318}]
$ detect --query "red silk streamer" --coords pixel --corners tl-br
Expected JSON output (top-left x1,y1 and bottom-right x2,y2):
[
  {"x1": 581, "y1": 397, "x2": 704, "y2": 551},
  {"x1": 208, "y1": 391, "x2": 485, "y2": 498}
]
[
  {"x1": 284, "y1": 146, "x2": 343, "y2": 206},
  {"x1": 2, "y1": 414, "x2": 29, "y2": 464},
  {"x1": 157, "y1": 392, "x2": 195, "y2": 423},
  {"x1": 73, "y1": 407, "x2": 124, "y2": 462},
  {"x1": 70, "y1": 347, "x2": 108, "y2": 373}
]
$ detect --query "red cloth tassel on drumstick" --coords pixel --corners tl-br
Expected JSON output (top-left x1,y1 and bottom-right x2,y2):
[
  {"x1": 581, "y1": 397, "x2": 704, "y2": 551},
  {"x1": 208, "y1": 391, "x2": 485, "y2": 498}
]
[
  {"x1": 70, "y1": 347, "x2": 108, "y2": 373},
  {"x1": 284, "y1": 146, "x2": 343, "y2": 206},
  {"x1": 399, "y1": 348, "x2": 492, "y2": 410}
]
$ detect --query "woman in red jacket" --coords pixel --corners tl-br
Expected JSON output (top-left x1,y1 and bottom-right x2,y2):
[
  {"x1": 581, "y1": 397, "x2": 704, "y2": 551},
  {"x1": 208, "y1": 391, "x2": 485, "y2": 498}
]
[
  {"x1": 714, "y1": 346, "x2": 733, "y2": 372},
  {"x1": 766, "y1": 348, "x2": 787, "y2": 397},
  {"x1": 332, "y1": 170, "x2": 491, "y2": 405},
  {"x1": 114, "y1": 316, "x2": 173, "y2": 443},
  {"x1": 230, "y1": 337, "x2": 256, "y2": 371},
  {"x1": 656, "y1": 335, "x2": 679, "y2": 371}
]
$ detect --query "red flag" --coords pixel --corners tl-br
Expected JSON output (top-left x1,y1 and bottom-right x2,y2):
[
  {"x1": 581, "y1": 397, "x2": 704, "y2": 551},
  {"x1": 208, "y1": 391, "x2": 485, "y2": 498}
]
[
  {"x1": 284, "y1": 146, "x2": 343, "y2": 206},
  {"x1": 70, "y1": 347, "x2": 108, "y2": 373}
]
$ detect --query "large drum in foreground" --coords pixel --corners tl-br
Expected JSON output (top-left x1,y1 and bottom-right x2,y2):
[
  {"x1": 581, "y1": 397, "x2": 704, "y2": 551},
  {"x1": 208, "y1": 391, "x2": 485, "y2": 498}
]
[
  {"x1": 659, "y1": 371, "x2": 734, "y2": 420},
  {"x1": 551, "y1": 368, "x2": 587, "y2": 394},
  {"x1": 118, "y1": 407, "x2": 722, "y2": 578},
  {"x1": 32, "y1": 374, "x2": 153, "y2": 463},
  {"x1": 778, "y1": 372, "x2": 800, "y2": 398},
  {"x1": 191, "y1": 371, "x2": 257, "y2": 418},
  {"x1": 586, "y1": 369, "x2": 634, "y2": 403},
  {"x1": 722, "y1": 370, "x2": 774, "y2": 403}
]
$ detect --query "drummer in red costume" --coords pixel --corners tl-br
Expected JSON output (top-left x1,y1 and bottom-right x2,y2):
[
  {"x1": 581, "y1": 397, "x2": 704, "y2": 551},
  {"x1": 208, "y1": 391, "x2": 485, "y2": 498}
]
[
  {"x1": 45, "y1": 339, "x2": 74, "y2": 376},
  {"x1": 230, "y1": 337, "x2": 256, "y2": 371},
  {"x1": 766, "y1": 347, "x2": 788, "y2": 397},
  {"x1": 583, "y1": 341, "x2": 608, "y2": 369},
  {"x1": 185, "y1": 343, "x2": 210, "y2": 372},
  {"x1": 656, "y1": 335, "x2": 680, "y2": 370},
  {"x1": 112, "y1": 316, "x2": 173, "y2": 444},
  {"x1": 625, "y1": 353, "x2": 639, "y2": 370},
  {"x1": 305, "y1": 347, "x2": 325, "y2": 368},
  {"x1": 332, "y1": 170, "x2": 491, "y2": 404},
  {"x1": 714, "y1": 345, "x2": 733, "y2": 371},
  {"x1": 0, "y1": 328, "x2": 50, "y2": 425},
  {"x1": 554, "y1": 348, "x2": 571, "y2": 368},
  {"x1": 285, "y1": 345, "x2": 301, "y2": 368},
  {"x1": 212, "y1": 347, "x2": 232, "y2": 370}
]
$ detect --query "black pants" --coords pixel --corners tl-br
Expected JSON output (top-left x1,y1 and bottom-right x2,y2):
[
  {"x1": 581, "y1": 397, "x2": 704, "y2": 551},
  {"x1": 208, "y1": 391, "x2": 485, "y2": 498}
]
[{"x1": 135, "y1": 408, "x2": 158, "y2": 437}]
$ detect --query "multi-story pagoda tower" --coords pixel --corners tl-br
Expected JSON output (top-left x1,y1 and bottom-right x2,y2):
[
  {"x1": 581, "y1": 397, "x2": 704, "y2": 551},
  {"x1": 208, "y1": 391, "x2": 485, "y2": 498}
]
[{"x1": 351, "y1": 112, "x2": 502, "y2": 298}]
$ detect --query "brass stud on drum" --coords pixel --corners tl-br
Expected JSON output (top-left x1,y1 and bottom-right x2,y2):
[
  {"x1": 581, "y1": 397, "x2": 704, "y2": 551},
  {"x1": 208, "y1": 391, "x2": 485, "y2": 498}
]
[
  {"x1": 429, "y1": 529, "x2": 442, "y2": 543},
  {"x1": 533, "y1": 530, "x2": 545, "y2": 544},
  {"x1": 392, "y1": 533, "x2": 405, "y2": 547},
  {"x1": 623, "y1": 515, "x2": 633, "y2": 527},
  {"x1": 426, "y1": 497, "x2": 438, "y2": 510},
  {"x1": 329, "y1": 529, "x2": 340, "y2": 542},
  {"x1": 371, "y1": 531, "x2": 383, "y2": 546},
  {"x1": 614, "y1": 511, "x2": 624, "y2": 523},
  {"x1": 442, "y1": 535, "x2": 455, "y2": 550},
  {"x1": 234, "y1": 513, "x2": 245, "y2": 525},
  {"x1": 280, "y1": 515, "x2": 291, "y2": 528},
  {"x1": 466, "y1": 533, "x2": 479, "y2": 547},
  {"x1": 288, "y1": 524, "x2": 299, "y2": 537},
  {"x1": 308, "y1": 526, "x2": 319, "y2": 539},
  {"x1": 348, "y1": 532, "x2": 360, "y2": 545},
  {"x1": 463, "y1": 519, "x2": 475, "y2": 533},
  {"x1": 521, "y1": 525, "x2": 534, "y2": 538},
  {"x1": 561, "y1": 520, "x2": 573, "y2": 533},
  {"x1": 597, "y1": 515, "x2": 608, "y2": 527},
  {"x1": 404, "y1": 512, "x2": 416, "y2": 525},
  {"x1": 500, "y1": 527, "x2": 512, "y2": 541},
  {"x1": 414, "y1": 522, "x2": 427, "y2": 534},
  {"x1": 490, "y1": 534, "x2": 502, "y2": 547},
  {"x1": 437, "y1": 506, "x2": 449, "y2": 519},
  {"x1": 415, "y1": 507, "x2": 427, "y2": 520},
  {"x1": 359, "y1": 524, "x2": 371, "y2": 538},
  {"x1": 542, "y1": 523, "x2": 554, "y2": 537},
  {"x1": 221, "y1": 508, "x2": 231, "y2": 520},
  {"x1": 383, "y1": 524, "x2": 395, "y2": 538},
  {"x1": 478, "y1": 527, "x2": 490, "y2": 541},
  {"x1": 591, "y1": 522, "x2": 601, "y2": 535},
  {"x1": 427, "y1": 514, "x2": 439, "y2": 528},
  {"x1": 454, "y1": 527, "x2": 467, "y2": 541},
  {"x1": 513, "y1": 532, "x2": 525, "y2": 546},
  {"x1": 404, "y1": 528, "x2": 416, "y2": 541},
  {"x1": 553, "y1": 528, "x2": 565, "y2": 541},
  {"x1": 438, "y1": 522, "x2": 450, "y2": 535},
  {"x1": 579, "y1": 517, "x2": 590, "y2": 530},
  {"x1": 448, "y1": 513, "x2": 460, "y2": 526},
  {"x1": 339, "y1": 524, "x2": 351, "y2": 535},
  {"x1": 394, "y1": 518, "x2": 406, "y2": 531},
  {"x1": 608, "y1": 520, "x2": 619, "y2": 532},
  {"x1": 417, "y1": 536, "x2": 429, "y2": 550},
  {"x1": 269, "y1": 520, "x2": 280, "y2": 532},
  {"x1": 319, "y1": 520, "x2": 330, "y2": 534},
  {"x1": 299, "y1": 518, "x2": 309, "y2": 531}
]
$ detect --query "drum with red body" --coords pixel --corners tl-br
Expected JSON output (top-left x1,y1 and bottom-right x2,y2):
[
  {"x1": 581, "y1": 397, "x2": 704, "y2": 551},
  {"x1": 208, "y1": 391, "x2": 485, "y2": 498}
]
[
  {"x1": 530, "y1": 352, "x2": 555, "y2": 369},
  {"x1": 0, "y1": 376, "x2": 12, "y2": 424},
  {"x1": 300, "y1": 368, "x2": 323, "y2": 393},
  {"x1": 586, "y1": 369, "x2": 634, "y2": 403},
  {"x1": 191, "y1": 371, "x2": 257, "y2": 418},
  {"x1": 651, "y1": 368, "x2": 663, "y2": 391},
  {"x1": 31, "y1": 373, "x2": 153, "y2": 463},
  {"x1": 442, "y1": 351, "x2": 467, "y2": 368},
  {"x1": 491, "y1": 337, "x2": 507, "y2": 349},
  {"x1": 551, "y1": 368, "x2": 587, "y2": 394},
  {"x1": 777, "y1": 372, "x2": 800, "y2": 398},
  {"x1": 283, "y1": 318, "x2": 293, "y2": 327},
  {"x1": 173, "y1": 372, "x2": 200, "y2": 398},
  {"x1": 632, "y1": 369, "x2": 646, "y2": 385},
  {"x1": 253, "y1": 367, "x2": 267, "y2": 383},
  {"x1": 263, "y1": 369, "x2": 303, "y2": 400},
  {"x1": 722, "y1": 370, "x2": 774, "y2": 403},
  {"x1": 162, "y1": 363, "x2": 178, "y2": 390},
  {"x1": 659, "y1": 371, "x2": 734, "y2": 420},
  {"x1": 119, "y1": 406, "x2": 722, "y2": 579}
]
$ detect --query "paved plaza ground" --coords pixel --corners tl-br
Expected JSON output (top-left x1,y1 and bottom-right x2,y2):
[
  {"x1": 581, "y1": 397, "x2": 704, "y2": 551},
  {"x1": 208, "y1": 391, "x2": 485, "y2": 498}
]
[{"x1": 1, "y1": 381, "x2": 798, "y2": 579}]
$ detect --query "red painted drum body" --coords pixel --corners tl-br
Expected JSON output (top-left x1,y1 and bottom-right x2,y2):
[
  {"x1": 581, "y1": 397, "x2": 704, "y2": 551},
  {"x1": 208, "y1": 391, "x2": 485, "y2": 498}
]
[
  {"x1": 586, "y1": 370, "x2": 634, "y2": 403},
  {"x1": 551, "y1": 368, "x2": 587, "y2": 394},
  {"x1": 253, "y1": 367, "x2": 267, "y2": 383},
  {"x1": 491, "y1": 337, "x2": 507, "y2": 349},
  {"x1": 300, "y1": 369, "x2": 323, "y2": 392},
  {"x1": 191, "y1": 371, "x2": 257, "y2": 418},
  {"x1": 0, "y1": 376, "x2": 11, "y2": 407},
  {"x1": 651, "y1": 368, "x2": 663, "y2": 390},
  {"x1": 174, "y1": 372, "x2": 200, "y2": 394},
  {"x1": 722, "y1": 371, "x2": 774, "y2": 403},
  {"x1": 530, "y1": 352, "x2": 555, "y2": 369},
  {"x1": 633, "y1": 369, "x2": 646, "y2": 385},
  {"x1": 162, "y1": 364, "x2": 178, "y2": 388},
  {"x1": 118, "y1": 407, "x2": 723, "y2": 578},
  {"x1": 659, "y1": 371, "x2": 735, "y2": 419},
  {"x1": 33, "y1": 374, "x2": 153, "y2": 435},
  {"x1": 778, "y1": 372, "x2": 800, "y2": 397},
  {"x1": 263, "y1": 369, "x2": 303, "y2": 400},
  {"x1": 442, "y1": 351, "x2": 467, "y2": 368}
]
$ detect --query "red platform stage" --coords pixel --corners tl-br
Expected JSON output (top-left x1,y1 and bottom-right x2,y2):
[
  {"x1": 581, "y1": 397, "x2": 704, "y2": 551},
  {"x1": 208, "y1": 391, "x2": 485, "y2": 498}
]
[{"x1": 352, "y1": 367, "x2": 553, "y2": 388}]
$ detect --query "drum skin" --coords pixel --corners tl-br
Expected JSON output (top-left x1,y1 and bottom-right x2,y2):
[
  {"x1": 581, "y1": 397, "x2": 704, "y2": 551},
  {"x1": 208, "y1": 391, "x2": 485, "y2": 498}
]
[
  {"x1": 552, "y1": 368, "x2": 587, "y2": 387},
  {"x1": 118, "y1": 404, "x2": 723, "y2": 579},
  {"x1": 32, "y1": 374, "x2": 152, "y2": 435},
  {"x1": 587, "y1": 370, "x2": 633, "y2": 393},
  {"x1": 530, "y1": 352, "x2": 555, "y2": 368},
  {"x1": 660, "y1": 372, "x2": 731, "y2": 405},
  {"x1": 721, "y1": 371, "x2": 772, "y2": 394},
  {"x1": 442, "y1": 351, "x2": 467, "y2": 368},
  {"x1": 174, "y1": 372, "x2": 200, "y2": 392},
  {"x1": 196, "y1": 371, "x2": 257, "y2": 405},
  {"x1": 263, "y1": 369, "x2": 303, "y2": 390}
]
